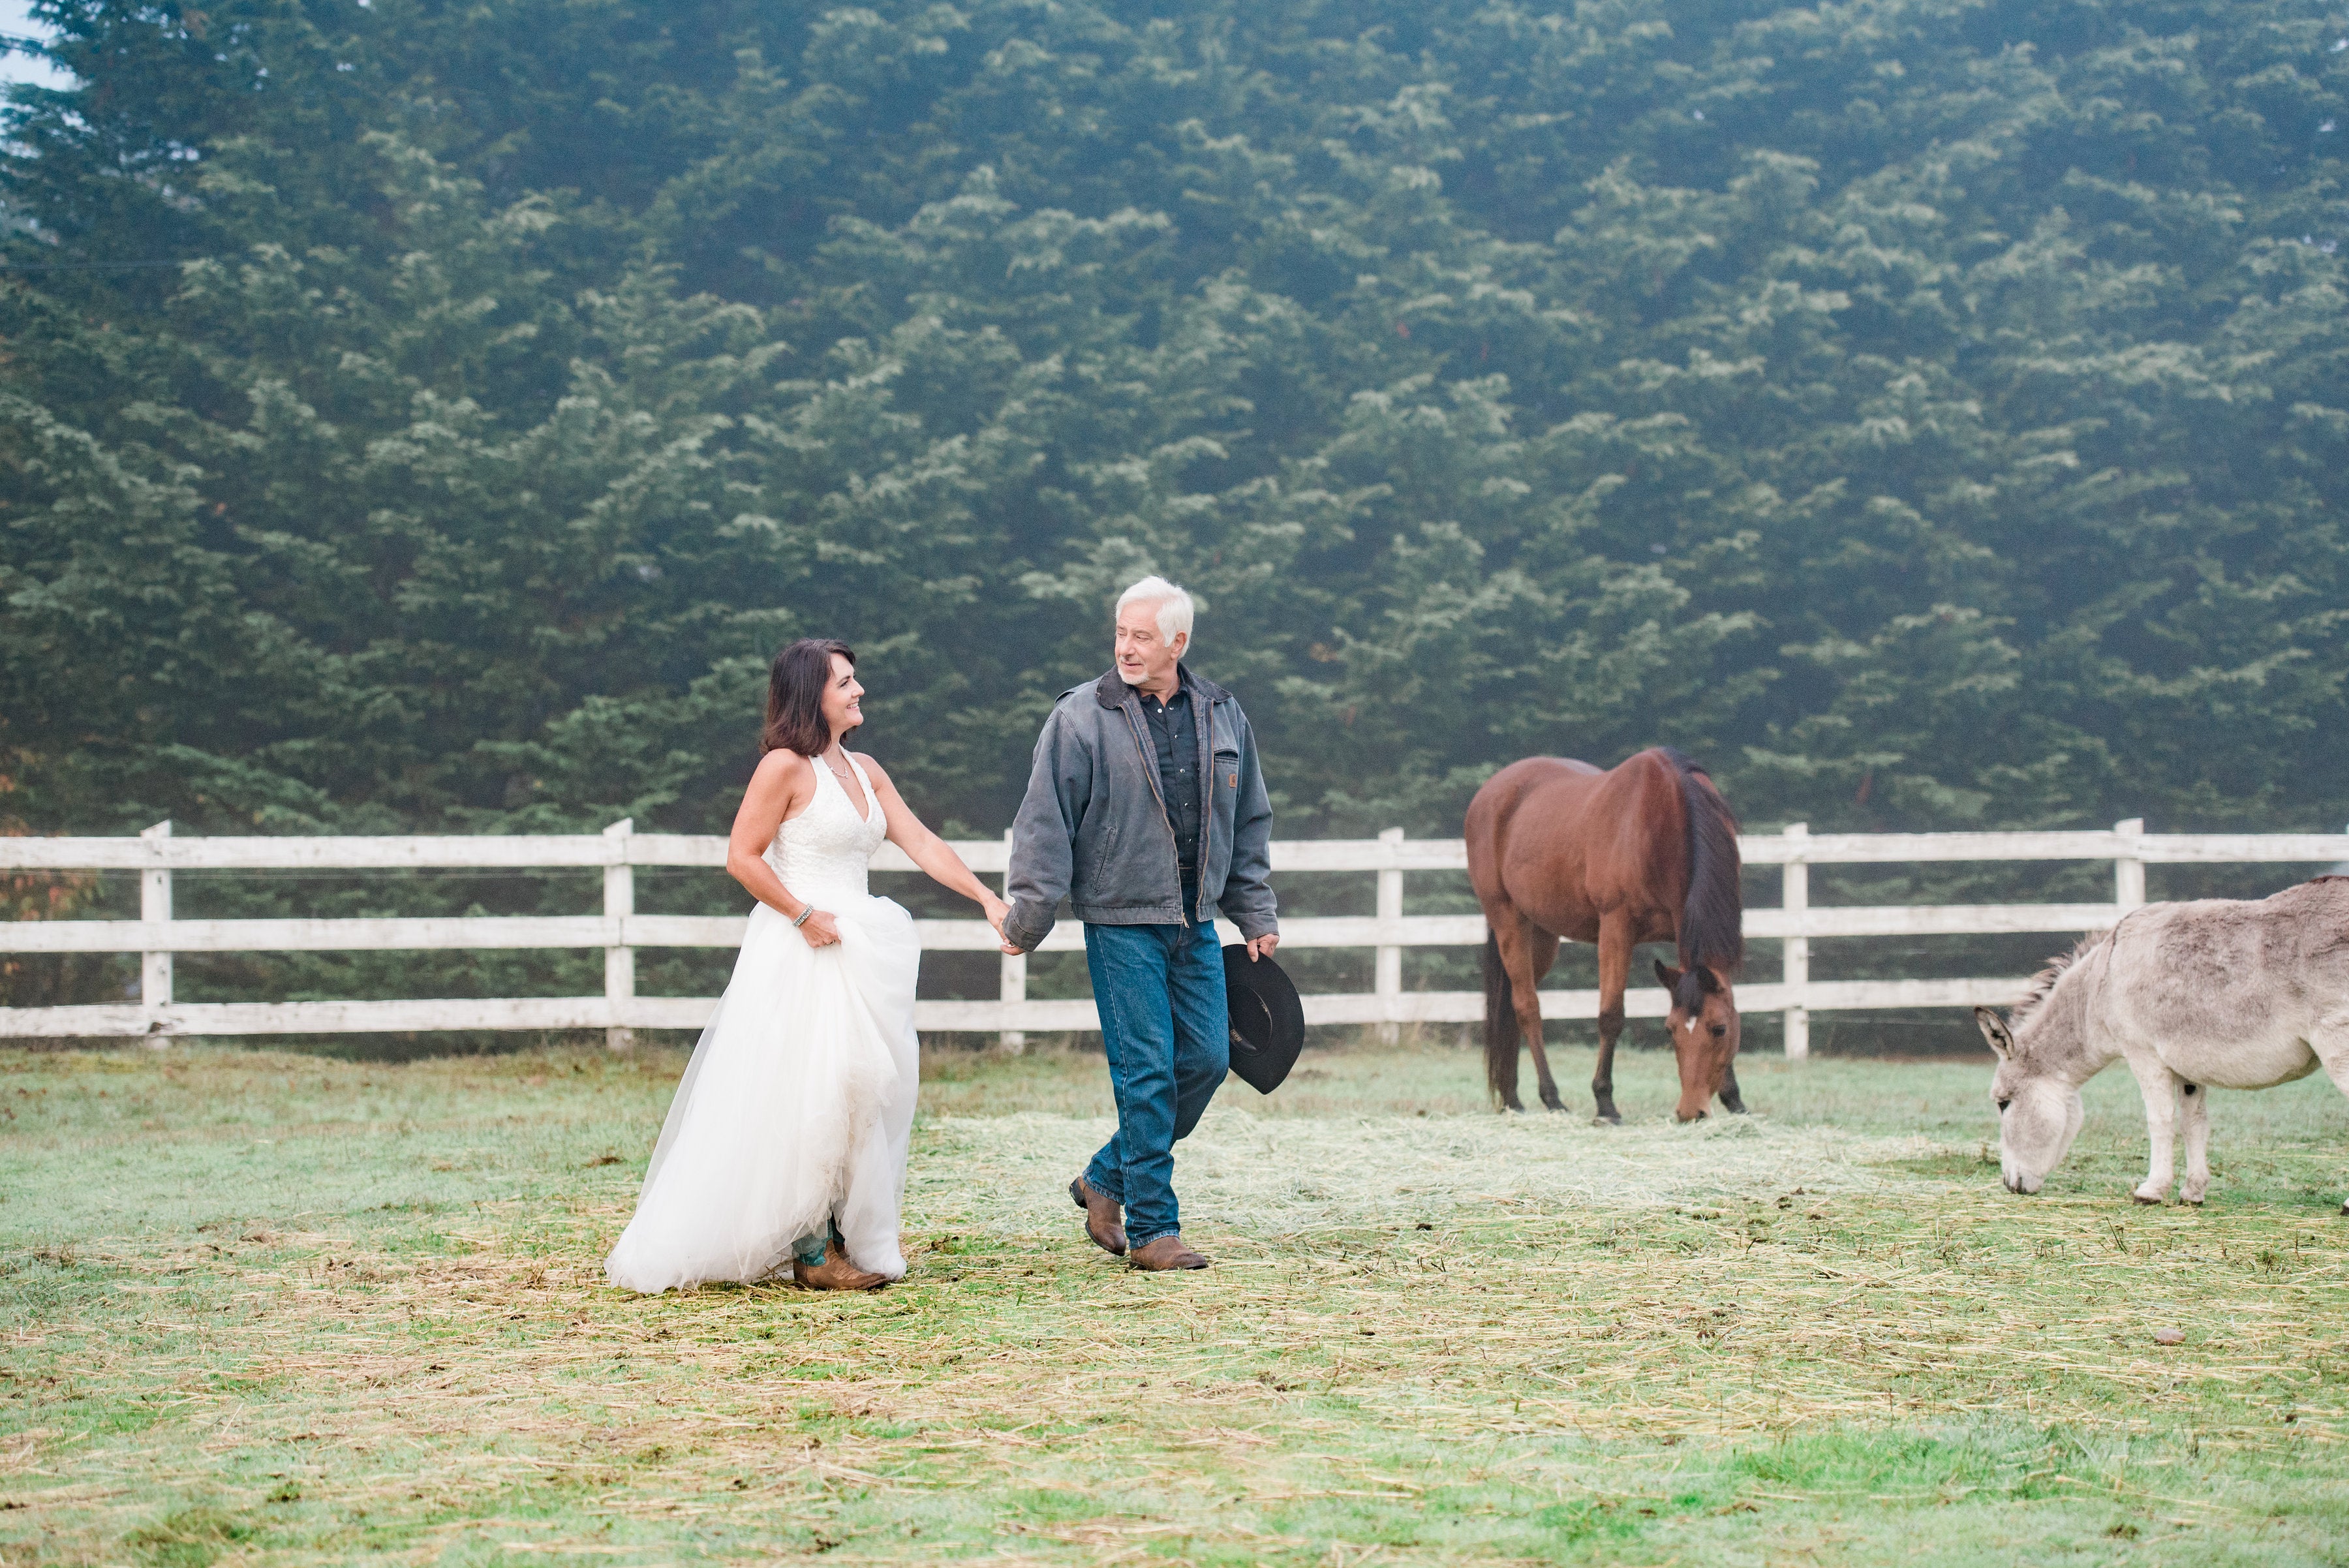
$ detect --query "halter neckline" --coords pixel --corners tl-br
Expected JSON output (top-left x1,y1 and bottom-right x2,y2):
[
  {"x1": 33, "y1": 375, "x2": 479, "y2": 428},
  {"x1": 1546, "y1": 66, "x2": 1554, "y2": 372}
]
[{"x1": 819, "y1": 748, "x2": 879, "y2": 825}]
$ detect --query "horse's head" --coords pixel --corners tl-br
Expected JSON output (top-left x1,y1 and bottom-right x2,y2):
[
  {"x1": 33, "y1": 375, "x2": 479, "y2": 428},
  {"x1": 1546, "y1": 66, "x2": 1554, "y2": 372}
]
[
  {"x1": 1655, "y1": 960, "x2": 1738, "y2": 1122},
  {"x1": 1974, "y1": 1006, "x2": 2085, "y2": 1195}
]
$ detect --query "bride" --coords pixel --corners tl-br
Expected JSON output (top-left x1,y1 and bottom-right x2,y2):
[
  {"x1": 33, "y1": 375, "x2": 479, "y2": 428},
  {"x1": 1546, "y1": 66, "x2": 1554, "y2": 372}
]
[{"x1": 606, "y1": 638, "x2": 1009, "y2": 1293}]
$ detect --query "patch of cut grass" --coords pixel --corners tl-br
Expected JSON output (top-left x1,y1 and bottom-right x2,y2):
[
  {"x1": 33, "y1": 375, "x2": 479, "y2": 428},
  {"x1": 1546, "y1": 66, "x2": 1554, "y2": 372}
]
[
  {"x1": 123, "y1": 1505, "x2": 256, "y2": 1568},
  {"x1": 1, "y1": 1039, "x2": 2344, "y2": 1565}
]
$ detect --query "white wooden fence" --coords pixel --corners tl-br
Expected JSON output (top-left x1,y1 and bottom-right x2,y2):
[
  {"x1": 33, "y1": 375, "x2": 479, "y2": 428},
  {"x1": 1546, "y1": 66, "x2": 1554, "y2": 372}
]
[{"x1": 4, "y1": 820, "x2": 2344, "y2": 1054}]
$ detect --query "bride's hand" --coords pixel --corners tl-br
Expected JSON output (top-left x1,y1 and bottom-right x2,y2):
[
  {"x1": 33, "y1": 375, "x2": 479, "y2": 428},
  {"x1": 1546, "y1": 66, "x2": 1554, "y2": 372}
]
[
  {"x1": 979, "y1": 892, "x2": 1010, "y2": 934},
  {"x1": 979, "y1": 894, "x2": 1021, "y2": 956},
  {"x1": 797, "y1": 909, "x2": 842, "y2": 949}
]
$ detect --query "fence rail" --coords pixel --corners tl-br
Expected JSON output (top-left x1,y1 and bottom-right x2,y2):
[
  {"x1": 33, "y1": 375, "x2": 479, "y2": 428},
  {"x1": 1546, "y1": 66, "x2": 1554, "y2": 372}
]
[{"x1": 5, "y1": 820, "x2": 2344, "y2": 1053}]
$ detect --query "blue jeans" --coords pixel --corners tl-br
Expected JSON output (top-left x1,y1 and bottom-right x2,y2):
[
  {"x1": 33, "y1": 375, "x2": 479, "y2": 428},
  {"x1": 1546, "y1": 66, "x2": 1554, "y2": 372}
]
[{"x1": 1081, "y1": 902, "x2": 1229, "y2": 1249}]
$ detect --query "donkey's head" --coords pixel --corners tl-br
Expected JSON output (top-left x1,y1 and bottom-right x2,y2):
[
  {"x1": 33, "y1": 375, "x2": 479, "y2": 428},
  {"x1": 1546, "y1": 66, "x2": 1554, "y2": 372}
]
[
  {"x1": 1974, "y1": 998, "x2": 2086, "y2": 1195},
  {"x1": 1975, "y1": 934, "x2": 2111, "y2": 1191},
  {"x1": 1656, "y1": 960, "x2": 1739, "y2": 1122}
]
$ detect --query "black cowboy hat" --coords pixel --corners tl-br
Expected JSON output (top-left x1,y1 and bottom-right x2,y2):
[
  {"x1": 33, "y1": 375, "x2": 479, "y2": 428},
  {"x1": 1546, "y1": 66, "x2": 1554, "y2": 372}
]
[{"x1": 1223, "y1": 945, "x2": 1306, "y2": 1094}]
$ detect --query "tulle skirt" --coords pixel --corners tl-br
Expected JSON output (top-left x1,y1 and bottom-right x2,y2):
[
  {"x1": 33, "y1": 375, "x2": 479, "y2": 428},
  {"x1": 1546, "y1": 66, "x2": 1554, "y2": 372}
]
[{"x1": 604, "y1": 891, "x2": 920, "y2": 1293}]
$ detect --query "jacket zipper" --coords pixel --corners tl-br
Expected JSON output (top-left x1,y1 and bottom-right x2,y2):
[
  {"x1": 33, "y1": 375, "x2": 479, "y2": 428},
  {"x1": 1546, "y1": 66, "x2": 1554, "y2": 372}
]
[{"x1": 1195, "y1": 696, "x2": 1218, "y2": 925}]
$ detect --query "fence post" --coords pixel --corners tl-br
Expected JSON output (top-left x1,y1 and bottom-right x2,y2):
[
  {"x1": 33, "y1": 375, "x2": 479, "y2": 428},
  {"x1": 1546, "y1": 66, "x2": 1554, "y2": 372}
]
[
  {"x1": 998, "y1": 827, "x2": 1026, "y2": 1053},
  {"x1": 140, "y1": 820, "x2": 172, "y2": 1047},
  {"x1": 2113, "y1": 817, "x2": 2145, "y2": 914},
  {"x1": 1375, "y1": 827, "x2": 1404, "y2": 1045},
  {"x1": 604, "y1": 819, "x2": 635, "y2": 1051},
  {"x1": 1781, "y1": 822, "x2": 1809, "y2": 1060}
]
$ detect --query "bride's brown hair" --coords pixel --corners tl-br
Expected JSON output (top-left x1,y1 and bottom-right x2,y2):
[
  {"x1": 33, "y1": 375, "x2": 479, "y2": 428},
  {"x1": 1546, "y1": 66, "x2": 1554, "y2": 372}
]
[{"x1": 762, "y1": 638, "x2": 855, "y2": 756}]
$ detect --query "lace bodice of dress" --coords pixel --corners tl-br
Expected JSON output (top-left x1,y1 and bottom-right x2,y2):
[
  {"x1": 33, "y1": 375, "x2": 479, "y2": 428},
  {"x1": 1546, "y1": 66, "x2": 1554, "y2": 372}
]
[{"x1": 765, "y1": 752, "x2": 887, "y2": 904}]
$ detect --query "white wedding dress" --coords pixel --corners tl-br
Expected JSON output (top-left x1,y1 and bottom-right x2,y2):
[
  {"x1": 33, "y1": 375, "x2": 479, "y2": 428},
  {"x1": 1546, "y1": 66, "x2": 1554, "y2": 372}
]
[{"x1": 605, "y1": 753, "x2": 920, "y2": 1292}]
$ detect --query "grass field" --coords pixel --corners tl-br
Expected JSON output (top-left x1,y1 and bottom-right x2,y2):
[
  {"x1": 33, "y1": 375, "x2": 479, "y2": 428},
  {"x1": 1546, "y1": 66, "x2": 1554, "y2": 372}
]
[{"x1": 3, "y1": 1034, "x2": 2346, "y2": 1565}]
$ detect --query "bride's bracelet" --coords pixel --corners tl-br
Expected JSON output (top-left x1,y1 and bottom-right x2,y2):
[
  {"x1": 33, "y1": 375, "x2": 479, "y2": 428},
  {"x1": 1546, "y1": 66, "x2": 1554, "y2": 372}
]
[{"x1": 791, "y1": 904, "x2": 816, "y2": 928}]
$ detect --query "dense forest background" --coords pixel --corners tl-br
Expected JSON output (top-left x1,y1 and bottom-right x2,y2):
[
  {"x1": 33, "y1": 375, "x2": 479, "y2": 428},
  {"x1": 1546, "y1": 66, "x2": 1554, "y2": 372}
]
[{"x1": 3, "y1": 0, "x2": 2346, "y2": 854}]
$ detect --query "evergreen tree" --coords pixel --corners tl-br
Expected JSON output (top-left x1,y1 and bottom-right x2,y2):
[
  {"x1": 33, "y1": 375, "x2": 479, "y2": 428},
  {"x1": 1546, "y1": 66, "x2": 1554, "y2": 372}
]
[{"x1": 1, "y1": 0, "x2": 2341, "y2": 869}]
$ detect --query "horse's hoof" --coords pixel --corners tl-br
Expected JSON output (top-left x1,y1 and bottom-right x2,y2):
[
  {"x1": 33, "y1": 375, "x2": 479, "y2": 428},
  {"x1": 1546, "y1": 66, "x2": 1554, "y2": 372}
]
[
  {"x1": 1540, "y1": 1096, "x2": 1567, "y2": 1114},
  {"x1": 2132, "y1": 1192, "x2": 2163, "y2": 1205},
  {"x1": 1592, "y1": 1113, "x2": 1621, "y2": 1128},
  {"x1": 1721, "y1": 1099, "x2": 1748, "y2": 1116}
]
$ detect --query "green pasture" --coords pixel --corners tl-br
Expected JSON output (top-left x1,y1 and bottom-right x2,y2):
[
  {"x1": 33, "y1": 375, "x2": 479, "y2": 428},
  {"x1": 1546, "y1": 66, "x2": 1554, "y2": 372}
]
[{"x1": 2, "y1": 1037, "x2": 2345, "y2": 1565}]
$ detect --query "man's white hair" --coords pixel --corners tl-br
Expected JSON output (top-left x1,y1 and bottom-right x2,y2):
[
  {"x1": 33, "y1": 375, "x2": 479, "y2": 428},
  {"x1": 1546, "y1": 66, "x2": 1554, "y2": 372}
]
[{"x1": 1116, "y1": 575, "x2": 1195, "y2": 647}]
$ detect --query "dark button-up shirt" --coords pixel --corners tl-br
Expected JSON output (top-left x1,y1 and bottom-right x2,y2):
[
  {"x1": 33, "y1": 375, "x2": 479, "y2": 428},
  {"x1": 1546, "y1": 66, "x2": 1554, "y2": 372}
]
[{"x1": 1138, "y1": 681, "x2": 1202, "y2": 871}]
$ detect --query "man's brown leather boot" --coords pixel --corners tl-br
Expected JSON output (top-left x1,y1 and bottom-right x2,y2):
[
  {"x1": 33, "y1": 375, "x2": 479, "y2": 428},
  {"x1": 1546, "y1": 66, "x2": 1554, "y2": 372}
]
[
  {"x1": 1128, "y1": 1234, "x2": 1210, "y2": 1271},
  {"x1": 793, "y1": 1253, "x2": 887, "y2": 1291},
  {"x1": 1070, "y1": 1176, "x2": 1128, "y2": 1256}
]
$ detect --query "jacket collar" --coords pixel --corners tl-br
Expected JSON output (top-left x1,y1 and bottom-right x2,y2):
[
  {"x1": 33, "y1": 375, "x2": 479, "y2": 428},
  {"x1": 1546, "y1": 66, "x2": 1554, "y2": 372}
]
[{"x1": 1093, "y1": 663, "x2": 1227, "y2": 709}]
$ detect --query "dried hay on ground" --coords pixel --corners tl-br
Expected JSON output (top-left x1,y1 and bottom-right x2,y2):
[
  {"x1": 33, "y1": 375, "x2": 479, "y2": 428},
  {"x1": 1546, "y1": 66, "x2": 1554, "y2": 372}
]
[
  {"x1": 917, "y1": 1103, "x2": 1935, "y2": 1238},
  {"x1": 2, "y1": 1044, "x2": 2345, "y2": 1565}
]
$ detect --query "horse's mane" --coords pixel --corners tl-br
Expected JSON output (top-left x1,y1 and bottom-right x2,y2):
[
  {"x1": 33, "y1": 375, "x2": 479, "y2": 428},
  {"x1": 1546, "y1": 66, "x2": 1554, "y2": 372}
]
[
  {"x1": 2008, "y1": 928, "x2": 2115, "y2": 1033},
  {"x1": 1661, "y1": 748, "x2": 1742, "y2": 994}
]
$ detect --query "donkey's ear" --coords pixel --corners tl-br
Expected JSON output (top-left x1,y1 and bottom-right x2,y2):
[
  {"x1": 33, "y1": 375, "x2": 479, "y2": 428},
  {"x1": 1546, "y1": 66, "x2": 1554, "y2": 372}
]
[
  {"x1": 1654, "y1": 959, "x2": 1683, "y2": 991},
  {"x1": 1974, "y1": 1006, "x2": 2014, "y2": 1060}
]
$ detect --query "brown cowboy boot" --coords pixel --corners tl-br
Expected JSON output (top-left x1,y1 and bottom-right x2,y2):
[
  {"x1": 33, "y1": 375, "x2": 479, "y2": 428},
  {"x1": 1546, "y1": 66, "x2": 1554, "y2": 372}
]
[
  {"x1": 1128, "y1": 1234, "x2": 1210, "y2": 1271},
  {"x1": 1070, "y1": 1176, "x2": 1128, "y2": 1256},
  {"x1": 793, "y1": 1252, "x2": 887, "y2": 1291}
]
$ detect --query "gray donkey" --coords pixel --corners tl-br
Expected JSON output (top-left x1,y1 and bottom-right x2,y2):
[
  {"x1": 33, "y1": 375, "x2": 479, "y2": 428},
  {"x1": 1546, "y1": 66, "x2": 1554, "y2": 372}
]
[{"x1": 1973, "y1": 877, "x2": 2349, "y2": 1208}]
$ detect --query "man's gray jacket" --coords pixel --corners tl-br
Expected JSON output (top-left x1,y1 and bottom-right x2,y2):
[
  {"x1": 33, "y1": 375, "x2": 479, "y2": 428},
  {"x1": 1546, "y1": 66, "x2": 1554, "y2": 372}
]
[{"x1": 1002, "y1": 666, "x2": 1278, "y2": 952}]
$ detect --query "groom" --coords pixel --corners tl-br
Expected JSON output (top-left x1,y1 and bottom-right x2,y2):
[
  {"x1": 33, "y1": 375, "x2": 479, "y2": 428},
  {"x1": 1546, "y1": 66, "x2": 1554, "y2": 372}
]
[{"x1": 1002, "y1": 576, "x2": 1280, "y2": 1271}]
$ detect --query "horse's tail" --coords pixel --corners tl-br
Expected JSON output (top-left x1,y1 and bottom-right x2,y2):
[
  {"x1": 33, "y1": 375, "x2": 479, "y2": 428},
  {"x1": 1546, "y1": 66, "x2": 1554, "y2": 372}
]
[
  {"x1": 1662, "y1": 748, "x2": 1743, "y2": 982},
  {"x1": 1482, "y1": 928, "x2": 1520, "y2": 1106}
]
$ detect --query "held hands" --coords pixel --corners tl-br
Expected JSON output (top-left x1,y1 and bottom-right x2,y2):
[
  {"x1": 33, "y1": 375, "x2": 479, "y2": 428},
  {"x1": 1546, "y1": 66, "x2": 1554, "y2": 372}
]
[
  {"x1": 795, "y1": 908, "x2": 842, "y2": 949},
  {"x1": 1246, "y1": 932, "x2": 1280, "y2": 962},
  {"x1": 981, "y1": 893, "x2": 1021, "y2": 956}
]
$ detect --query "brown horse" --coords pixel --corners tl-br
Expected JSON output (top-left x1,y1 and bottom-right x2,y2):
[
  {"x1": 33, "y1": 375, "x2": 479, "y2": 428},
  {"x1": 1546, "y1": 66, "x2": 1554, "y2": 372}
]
[{"x1": 1466, "y1": 747, "x2": 1745, "y2": 1122}]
